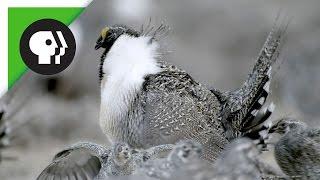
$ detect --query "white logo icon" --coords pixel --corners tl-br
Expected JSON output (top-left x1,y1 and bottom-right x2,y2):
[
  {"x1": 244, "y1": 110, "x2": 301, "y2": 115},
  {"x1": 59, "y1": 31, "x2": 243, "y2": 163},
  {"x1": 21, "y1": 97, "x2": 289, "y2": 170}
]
[{"x1": 29, "y1": 31, "x2": 68, "y2": 65}]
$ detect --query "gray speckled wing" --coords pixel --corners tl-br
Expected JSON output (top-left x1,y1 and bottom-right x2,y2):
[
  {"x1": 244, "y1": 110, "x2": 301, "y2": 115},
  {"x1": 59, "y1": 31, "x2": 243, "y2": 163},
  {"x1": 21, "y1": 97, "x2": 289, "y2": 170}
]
[
  {"x1": 142, "y1": 92, "x2": 212, "y2": 144},
  {"x1": 37, "y1": 148, "x2": 102, "y2": 180},
  {"x1": 139, "y1": 65, "x2": 228, "y2": 160},
  {"x1": 37, "y1": 142, "x2": 109, "y2": 180}
]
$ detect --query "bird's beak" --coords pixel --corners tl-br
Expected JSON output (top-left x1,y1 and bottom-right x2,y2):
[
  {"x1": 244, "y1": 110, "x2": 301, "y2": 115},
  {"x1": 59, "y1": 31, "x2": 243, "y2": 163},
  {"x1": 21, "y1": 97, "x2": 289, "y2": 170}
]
[
  {"x1": 95, "y1": 36, "x2": 104, "y2": 50},
  {"x1": 95, "y1": 27, "x2": 110, "y2": 50},
  {"x1": 269, "y1": 121, "x2": 282, "y2": 133}
]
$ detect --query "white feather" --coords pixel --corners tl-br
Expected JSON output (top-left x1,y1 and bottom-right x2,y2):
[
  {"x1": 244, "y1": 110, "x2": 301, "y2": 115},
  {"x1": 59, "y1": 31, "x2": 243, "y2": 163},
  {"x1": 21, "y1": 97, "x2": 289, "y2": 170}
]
[{"x1": 99, "y1": 34, "x2": 161, "y2": 141}]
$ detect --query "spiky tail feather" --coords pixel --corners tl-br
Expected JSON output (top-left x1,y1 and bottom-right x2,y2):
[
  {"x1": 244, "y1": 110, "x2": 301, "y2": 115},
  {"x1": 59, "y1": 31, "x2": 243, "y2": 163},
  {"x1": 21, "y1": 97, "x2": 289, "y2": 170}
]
[
  {"x1": 243, "y1": 103, "x2": 275, "y2": 149},
  {"x1": 222, "y1": 16, "x2": 288, "y2": 140}
]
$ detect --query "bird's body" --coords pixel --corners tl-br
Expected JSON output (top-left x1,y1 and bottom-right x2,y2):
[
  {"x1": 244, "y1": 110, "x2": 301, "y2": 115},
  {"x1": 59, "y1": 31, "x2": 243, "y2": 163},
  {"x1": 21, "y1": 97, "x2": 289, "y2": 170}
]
[
  {"x1": 271, "y1": 118, "x2": 320, "y2": 179},
  {"x1": 100, "y1": 40, "x2": 228, "y2": 160},
  {"x1": 96, "y1": 21, "x2": 285, "y2": 161}
]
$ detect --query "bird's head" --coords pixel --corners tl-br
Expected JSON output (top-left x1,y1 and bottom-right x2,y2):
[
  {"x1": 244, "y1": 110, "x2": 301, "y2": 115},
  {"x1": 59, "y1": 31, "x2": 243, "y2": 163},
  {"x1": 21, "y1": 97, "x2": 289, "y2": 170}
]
[
  {"x1": 95, "y1": 24, "x2": 169, "y2": 83},
  {"x1": 269, "y1": 118, "x2": 306, "y2": 135},
  {"x1": 95, "y1": 25, "x2": 140, "y2": 52},
  {"x1": 112, "y1": 142, "x2": 132, "y2": 166}
]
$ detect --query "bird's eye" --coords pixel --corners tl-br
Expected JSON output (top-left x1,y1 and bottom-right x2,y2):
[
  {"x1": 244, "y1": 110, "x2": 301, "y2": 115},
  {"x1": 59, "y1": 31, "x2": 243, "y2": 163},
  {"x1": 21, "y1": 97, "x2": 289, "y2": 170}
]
[
  {"x1": 118, "y1": 146, "x2": 122, "y2": 152},
  {"x1": 101, "y1": 27, "x2": 110, "y2": 39}
]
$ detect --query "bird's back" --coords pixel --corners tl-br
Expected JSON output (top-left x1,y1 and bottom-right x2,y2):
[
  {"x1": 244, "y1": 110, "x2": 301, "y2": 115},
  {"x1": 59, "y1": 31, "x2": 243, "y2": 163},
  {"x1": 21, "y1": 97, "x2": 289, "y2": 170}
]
[
  {"x1": 137, "y1": 61, "x2": 228, "y2": 160},
  {"x1": 143, "y1": 61, "x2": 223, "y2": 130}
]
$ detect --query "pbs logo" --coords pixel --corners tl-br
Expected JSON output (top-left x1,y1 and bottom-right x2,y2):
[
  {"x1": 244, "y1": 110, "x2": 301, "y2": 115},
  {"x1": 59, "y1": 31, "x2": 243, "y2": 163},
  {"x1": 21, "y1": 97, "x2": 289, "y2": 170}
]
[{"x1": 20, "y1": 19, "x2": 76, "y2": 75}]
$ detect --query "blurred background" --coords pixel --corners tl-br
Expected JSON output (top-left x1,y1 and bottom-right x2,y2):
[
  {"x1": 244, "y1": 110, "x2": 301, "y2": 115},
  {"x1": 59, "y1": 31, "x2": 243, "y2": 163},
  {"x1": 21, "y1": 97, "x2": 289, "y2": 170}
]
[{"x1": 1, "y1": 0, "x2": 320, "y2": 179}]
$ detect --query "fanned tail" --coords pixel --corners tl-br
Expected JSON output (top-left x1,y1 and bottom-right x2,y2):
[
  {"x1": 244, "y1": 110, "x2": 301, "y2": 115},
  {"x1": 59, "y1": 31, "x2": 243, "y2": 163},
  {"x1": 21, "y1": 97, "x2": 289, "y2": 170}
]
[
  {"x1": 243, "y1": 102, "x2": 275, "y2": 149},
  {"x1": 222, "y1": 15, "x2": 288, "y2": 140}
]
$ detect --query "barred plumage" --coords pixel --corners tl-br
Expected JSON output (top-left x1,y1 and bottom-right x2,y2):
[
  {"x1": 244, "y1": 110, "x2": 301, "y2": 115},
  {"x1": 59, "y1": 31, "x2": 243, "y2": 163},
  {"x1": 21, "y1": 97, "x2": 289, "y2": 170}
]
[{"x1": 220, "y1": 19, "x2": 287, "y2": 140}]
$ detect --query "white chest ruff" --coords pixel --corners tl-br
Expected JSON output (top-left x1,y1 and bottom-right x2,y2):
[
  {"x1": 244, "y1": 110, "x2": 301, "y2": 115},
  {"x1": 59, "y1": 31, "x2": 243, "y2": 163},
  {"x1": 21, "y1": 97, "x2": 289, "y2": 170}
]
[{"x1": 99, "y1": 34, "x2": 161, "y2": 142}]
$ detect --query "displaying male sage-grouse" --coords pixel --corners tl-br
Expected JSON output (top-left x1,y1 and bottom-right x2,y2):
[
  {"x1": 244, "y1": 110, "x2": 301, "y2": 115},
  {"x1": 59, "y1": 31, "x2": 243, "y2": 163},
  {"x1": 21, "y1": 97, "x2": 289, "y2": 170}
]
[{"x1": 95, "y1": 20, "x2": 286, "y2": 161}]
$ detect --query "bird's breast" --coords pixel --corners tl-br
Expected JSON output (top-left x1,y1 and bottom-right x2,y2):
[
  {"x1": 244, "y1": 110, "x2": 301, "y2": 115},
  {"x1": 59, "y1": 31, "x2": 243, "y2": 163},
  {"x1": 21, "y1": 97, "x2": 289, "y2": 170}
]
[{"x1": 99, "y1": 74, "x2": 147, "y2": 146}]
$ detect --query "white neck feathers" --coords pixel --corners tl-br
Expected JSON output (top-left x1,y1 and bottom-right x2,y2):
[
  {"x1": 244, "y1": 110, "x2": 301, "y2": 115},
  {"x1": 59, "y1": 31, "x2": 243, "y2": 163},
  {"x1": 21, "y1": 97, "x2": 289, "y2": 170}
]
[{"x1": 99, "y1": 34, "x2": 161, "y2": 139}]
